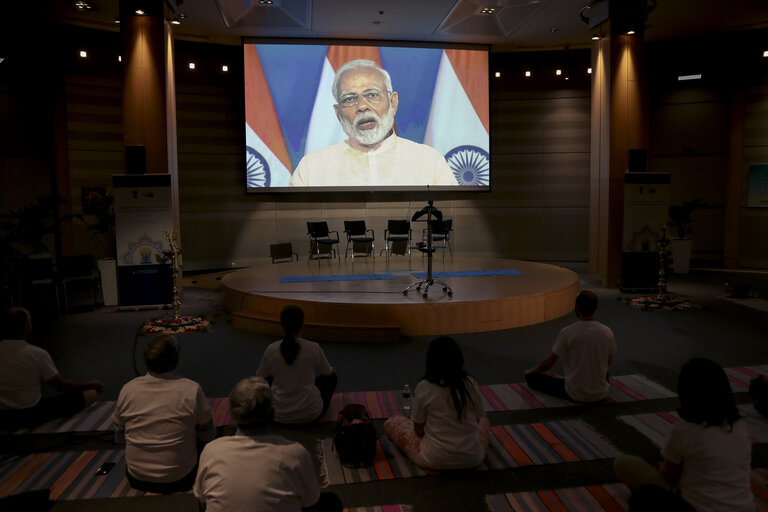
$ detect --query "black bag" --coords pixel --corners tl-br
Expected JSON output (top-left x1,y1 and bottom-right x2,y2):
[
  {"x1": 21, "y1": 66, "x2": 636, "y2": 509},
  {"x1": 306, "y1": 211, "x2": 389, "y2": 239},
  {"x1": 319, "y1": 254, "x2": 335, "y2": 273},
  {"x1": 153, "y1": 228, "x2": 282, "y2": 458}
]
[{"x1": 332, "y1": 404, "x2": 377, "y2": 468}]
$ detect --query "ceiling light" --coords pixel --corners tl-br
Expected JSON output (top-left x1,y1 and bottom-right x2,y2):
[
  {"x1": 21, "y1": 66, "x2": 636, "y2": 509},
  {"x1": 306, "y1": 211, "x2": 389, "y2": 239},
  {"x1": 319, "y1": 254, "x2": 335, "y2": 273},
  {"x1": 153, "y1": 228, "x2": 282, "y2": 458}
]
[
  {"x1": 0, "y1": 57, "x2": 5, "y2": 65},
  {"x1": 525, "y1": 70, "x2": 531, "y2": 77},
  {"x1": 118, "y1": 55, "x2": 122, "y2": 62},
  {"x1": 555, "y1": 69, "x2": 562, "y2": 76},
  {"x1": 587, "y1": 67, "x2": 592, "y2": 74},
  {"x1": 188, "y1": 62, "x2": 196, "y2": 70},
  {"x1": 494, "y1": 71, "x2": 500, "y2": 78},
  {"x1": 114, "y1": 17, "x2": 120, "y2": 24},
  {"x1": 79, "y1": 50, "x2": 88, "y2": 58},
  {"x1": 763, "y1": 50, "x2": 768, "y2": 58},
  {"x1": 135, "y1": 9, "x2": 145, "y2": 15},
  {"x1": 258, "y1": 0, "x2": 274, "y2": 4},
  {"x1": 73, "y1": 1, "x2": 93, "y2": 11},
  {"x1": 592, "y1": 34, "x2": 599, "y2": 41},
  {"x1": 626, "y1": 30, "x2": 635, "y2": 35},
  {"x1": 222, "y1": 65, "x2": 229, "y2": 72},
  {"x1": 678, "y1": 74, "x2": 702, "y2": 81},
  {"x1": 480, "y1": 7, "x2": 496, "y2": 14},
  {"x1": 171, "y1": 17, "x2": 181, "y2": 25}
]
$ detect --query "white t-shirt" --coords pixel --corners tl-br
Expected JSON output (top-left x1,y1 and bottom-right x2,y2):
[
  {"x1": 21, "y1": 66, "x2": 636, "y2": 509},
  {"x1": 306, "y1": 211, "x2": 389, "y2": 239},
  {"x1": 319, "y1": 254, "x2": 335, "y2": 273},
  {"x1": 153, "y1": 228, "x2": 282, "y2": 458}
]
[
  {"x1": 112, "y1": 373, "x2": 213, "y2": 482},
  {"x1": 255, "y1": 338, "x2": 333, "y2": 424},
  {"x1": 411, "y1": 377, "x2": 487, "y2": 470},
  {"x1": 552, "y1": 320, "x2": 617, "y2": 402},
  {"x1": 289, "y1": 135, "x2": 459, "y2": 187},
  {"x1": 0, "y1": 339, "x2": 59, "y2": 409},
  {"x1": 662, "y1": 419, "x2": 754, "y2": 512},
  {"x1": 194, "y1": 430, "x2": 320, "y2": 512}
]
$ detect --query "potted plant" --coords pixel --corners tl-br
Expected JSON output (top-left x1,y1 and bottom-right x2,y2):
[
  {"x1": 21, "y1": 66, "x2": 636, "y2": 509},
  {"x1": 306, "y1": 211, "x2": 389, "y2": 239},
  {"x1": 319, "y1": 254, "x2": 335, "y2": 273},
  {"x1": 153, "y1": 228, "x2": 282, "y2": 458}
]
[{"x1": 667, "y1": 200, "x2": 704, "y2": 274}]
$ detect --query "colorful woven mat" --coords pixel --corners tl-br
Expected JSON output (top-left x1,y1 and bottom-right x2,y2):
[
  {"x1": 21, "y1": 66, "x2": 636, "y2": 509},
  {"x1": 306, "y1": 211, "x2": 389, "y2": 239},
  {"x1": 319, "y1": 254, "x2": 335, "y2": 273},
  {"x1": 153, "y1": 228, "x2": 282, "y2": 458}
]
[
  {"x1": 0, "y1": 449, "x2": 147, "y2": 500},
  {"x1": 486, "y1": 483, "x2": 630, "y2": 512},
  {"x1": 320, "y1": 420, "x2": 617, "y2": 485},
  {"x1": 619, "y1": 405, "x2": 768, "y2": 447},
  {"x1": 726, "y1": 365, "x2": 768, "y2": 393},
  {"x1": 344, "y1": 506, "x2": 411, "y2": 512}
]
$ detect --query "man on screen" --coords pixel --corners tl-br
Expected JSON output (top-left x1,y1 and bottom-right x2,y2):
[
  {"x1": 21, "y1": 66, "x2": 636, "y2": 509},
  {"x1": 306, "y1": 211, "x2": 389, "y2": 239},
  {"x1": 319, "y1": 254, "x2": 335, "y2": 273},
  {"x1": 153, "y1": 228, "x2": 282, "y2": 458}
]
[{"x1": 289, "y1": 59, "x2": 458, "y2": 187}]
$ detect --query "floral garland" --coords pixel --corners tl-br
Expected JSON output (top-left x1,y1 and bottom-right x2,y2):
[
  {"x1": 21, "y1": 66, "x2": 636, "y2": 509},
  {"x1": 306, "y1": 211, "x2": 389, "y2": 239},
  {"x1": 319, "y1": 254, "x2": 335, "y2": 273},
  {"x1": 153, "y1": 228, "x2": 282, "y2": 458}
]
[
  {"x1": 142, "y1": 316, "x2": 210, "y2": 334},
  {"x1": 624, "y1": 295, "x2": 702, "y2": 311}
]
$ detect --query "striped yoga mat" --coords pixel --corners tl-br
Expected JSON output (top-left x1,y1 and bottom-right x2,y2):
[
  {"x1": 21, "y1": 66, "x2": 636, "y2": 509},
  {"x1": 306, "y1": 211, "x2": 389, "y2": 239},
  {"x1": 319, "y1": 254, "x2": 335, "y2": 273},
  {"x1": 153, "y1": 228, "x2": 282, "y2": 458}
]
[
  {"x1": 0, "y1": 449, "x2": 149, "y2": 500},
  {"x1": 485, "y1": 483, "x2": 630, "y2": 512},
  {"x1": 320, "y1": 420, "x2": 617, "y2": 485},
  {"x1": 6, "y1": 397, "x2": 233, "y2": 435},
  {"x1": 726, "y1": 365, "x2": 768, "y2": 393},
  {"x1": 619, "y1": 404, "x2": 768, "y2": 447},
  {"x1": 344, "y1": 506, "x2": 411, "y2": 512}
]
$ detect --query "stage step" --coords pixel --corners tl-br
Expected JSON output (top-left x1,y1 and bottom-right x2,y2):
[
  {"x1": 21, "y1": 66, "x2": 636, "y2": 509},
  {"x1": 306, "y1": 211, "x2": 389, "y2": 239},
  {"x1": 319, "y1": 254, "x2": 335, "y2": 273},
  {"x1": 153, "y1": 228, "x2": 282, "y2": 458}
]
[{"x1": 231, "y1": 311, "x2": 401, "y2": 343}]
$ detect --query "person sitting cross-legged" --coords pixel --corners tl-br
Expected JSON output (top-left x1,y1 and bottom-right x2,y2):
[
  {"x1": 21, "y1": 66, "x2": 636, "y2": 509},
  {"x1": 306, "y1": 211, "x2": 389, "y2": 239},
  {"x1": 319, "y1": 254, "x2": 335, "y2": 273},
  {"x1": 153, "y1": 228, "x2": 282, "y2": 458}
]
[
  {"x1": 194, "y1": 376, "x2": 342, "y2": 512},
  {"x1": 524, "y1": 290, "x2": 617, "y2": 403},
  {"x1": 112, "y1": 335, "x2": 216, "y2": 493},
  {"x1": 0, "y1": 307, "x2": 104, "y2": 430}
]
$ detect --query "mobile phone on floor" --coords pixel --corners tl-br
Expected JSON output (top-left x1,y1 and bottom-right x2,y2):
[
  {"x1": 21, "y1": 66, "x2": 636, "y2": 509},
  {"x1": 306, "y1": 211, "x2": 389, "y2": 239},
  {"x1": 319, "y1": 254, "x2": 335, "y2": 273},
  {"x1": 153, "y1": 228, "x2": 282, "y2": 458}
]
[{"x1": 95, "y1": 462, "x2": 115, "y2": 475}]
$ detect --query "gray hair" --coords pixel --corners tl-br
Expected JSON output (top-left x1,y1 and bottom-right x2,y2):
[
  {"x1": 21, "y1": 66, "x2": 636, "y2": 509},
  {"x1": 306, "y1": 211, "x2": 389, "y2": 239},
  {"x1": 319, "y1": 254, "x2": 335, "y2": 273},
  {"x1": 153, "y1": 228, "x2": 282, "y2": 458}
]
[
  {"x1": 144, "y1": 335, "x2": 180, "y2": 374},
  {"x1": 332, "y1": 59, "x2": 393, "y2": 102},
  {"x1": 229, "y1": 376, "x2": 273, "y2": 427}
]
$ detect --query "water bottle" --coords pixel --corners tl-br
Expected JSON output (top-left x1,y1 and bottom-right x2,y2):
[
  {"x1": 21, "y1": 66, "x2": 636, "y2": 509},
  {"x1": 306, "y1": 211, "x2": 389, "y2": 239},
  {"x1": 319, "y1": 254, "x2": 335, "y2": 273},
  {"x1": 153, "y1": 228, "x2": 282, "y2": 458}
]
[{"x1": 401, "y1": 384, "x2": 412, "y2": 418}]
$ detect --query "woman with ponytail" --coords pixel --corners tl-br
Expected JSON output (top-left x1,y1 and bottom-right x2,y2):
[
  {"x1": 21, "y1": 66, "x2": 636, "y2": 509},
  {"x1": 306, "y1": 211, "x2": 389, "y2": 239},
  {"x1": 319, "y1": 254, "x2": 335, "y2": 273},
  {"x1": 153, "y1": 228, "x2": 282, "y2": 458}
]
[
  {"x1": 255, "y1": 305, "x2": 337, "y2": 424},
  {"x1": 384, "y1": 336, "x2": 489, "y2": 470}
]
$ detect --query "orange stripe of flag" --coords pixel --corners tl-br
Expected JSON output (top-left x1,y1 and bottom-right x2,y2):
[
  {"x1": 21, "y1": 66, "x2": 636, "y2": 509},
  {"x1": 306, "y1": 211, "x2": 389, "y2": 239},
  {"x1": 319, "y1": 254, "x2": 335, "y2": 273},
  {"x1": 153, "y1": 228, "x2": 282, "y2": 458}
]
[
  {"x1": 491, "y1": 425, "x2": 534, "y2": 467},
  {"x1": 445, "y1": 49, "x2": 489, "y2": 133},
  {"x1": 537, "y1": 489, "x2": 569, "y2": 512},
  {"x1": 372, "y1": 440, "x2": 395, "y2": 480},
  {"x1": 49, "y1": 450, "x2": 99, "y2": 500},
  {"x1": 586, "y1": 485, "x2": 624, "y2": 512},
  {"x1": 0, "y1": 452, "x2": 53, "y2": 497},
  {"x1": 243, "y1": 45, "x2": 292, "y2": 171},
  {"x1": 326, "y1": 46, "x2": 382, "y2": 72},
  {"x1": 531, "y1": 423, "x2": 580, "y2": 462}
]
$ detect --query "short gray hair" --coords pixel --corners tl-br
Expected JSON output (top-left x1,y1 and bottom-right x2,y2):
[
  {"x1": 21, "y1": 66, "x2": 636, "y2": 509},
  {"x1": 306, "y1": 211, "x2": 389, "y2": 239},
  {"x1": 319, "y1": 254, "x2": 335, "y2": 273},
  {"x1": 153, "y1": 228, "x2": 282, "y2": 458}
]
[
  {"x1": 229, "y1": 376, "x2": 273, "y2": 427},
  {"x1": 332, "y1": 59, "x2": 393, "y2": 102}
]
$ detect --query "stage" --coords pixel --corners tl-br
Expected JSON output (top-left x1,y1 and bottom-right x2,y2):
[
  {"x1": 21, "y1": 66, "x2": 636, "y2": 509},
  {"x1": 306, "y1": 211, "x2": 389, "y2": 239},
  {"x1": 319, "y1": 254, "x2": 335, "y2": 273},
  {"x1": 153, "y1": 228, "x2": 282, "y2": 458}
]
[{"x1": 221, "y1": 256, "x2": 578, "y2": 342}]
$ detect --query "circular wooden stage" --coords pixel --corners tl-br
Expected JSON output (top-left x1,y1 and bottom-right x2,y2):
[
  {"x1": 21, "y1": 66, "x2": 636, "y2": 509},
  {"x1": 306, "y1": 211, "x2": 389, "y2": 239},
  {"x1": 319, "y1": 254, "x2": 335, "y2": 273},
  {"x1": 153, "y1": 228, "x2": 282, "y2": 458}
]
[{"x1": 222, "y1": 257, "x2": 578, "y2": 342}]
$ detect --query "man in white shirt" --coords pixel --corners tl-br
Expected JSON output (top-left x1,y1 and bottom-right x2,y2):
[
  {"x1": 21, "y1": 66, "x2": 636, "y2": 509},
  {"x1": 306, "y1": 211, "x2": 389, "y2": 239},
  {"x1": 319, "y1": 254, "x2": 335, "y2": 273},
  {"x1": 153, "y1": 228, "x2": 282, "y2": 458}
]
[
  {"x1": 194, "y1": 376, "x2": 342, "y2": 512},
  {"x1": 289, "y1": 59, "x2": 458, "y2": 187},
  {"x1": 524, "y1": 290, "x2": 617, "y2": 402},
  {"x1": 0, "y1": 307, "x2": 104, "y2": 429},
  {"x1": 112, "y1": 335, "x2": 215, "y2": 493}
]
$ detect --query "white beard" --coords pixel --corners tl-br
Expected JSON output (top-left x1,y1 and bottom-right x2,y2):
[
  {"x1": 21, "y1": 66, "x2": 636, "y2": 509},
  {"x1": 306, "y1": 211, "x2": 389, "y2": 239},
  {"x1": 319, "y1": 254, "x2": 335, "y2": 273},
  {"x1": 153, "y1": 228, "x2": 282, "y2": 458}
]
[{"x1": 340, "y1": 105, "x2": 396, "y2": 147}]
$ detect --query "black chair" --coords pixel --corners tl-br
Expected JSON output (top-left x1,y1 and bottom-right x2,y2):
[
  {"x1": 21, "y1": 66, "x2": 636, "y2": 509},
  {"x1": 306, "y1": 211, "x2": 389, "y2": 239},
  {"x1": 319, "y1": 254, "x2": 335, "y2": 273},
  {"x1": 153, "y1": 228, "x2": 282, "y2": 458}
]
[
  {"x1": 422, "y1": 218, "x2": 453, "y2": 260},
  {"x1": 381, "y1": 220, "x2": 412, "y2": 260},
  {"x1": 18, "y1": 253, "x2": 60, "y2": 315},
  {"x1": 59, "y1": 254, "x2": 101, "y2": 314},
  {"x1": 270, "y1": 242, "x2": 298, "y2": 263},
  {"x1": 343, "y1": 220, "x2": 375, "y2": 260},
  {"x1": 306, "y1": 221, "x2": 340, "y2": 261}
]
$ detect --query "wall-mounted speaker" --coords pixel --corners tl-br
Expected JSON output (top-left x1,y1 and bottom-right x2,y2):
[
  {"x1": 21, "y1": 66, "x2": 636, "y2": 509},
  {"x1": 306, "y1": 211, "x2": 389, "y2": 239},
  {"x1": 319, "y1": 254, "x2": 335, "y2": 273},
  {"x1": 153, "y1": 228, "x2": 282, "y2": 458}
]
[
  {"x1": 125, "y1": 145, "x2": 146, "y2": 174},
  {"x1": 628, "y1": 148, "x2": 647, "y2": 172}
]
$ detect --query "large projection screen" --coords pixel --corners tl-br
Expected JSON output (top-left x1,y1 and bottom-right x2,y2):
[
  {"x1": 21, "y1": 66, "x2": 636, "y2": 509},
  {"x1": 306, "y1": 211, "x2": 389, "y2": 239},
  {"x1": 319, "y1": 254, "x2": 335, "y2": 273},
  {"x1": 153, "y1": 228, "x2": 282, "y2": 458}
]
[{"x1": 243, "y1": 41, "x2": 490, "y2": 193}]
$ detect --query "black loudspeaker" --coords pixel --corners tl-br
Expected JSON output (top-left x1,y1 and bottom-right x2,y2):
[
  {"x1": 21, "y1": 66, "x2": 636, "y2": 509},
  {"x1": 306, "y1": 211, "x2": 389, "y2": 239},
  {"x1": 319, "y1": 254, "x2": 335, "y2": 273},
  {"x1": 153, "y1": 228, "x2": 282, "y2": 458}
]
[
  {"x1": 628, "y1": 148, "x2": 647, "y2": 172},
  {"x1": 125, "y1": 145, "x2": 146, "y2": 174},
  {"x1": 621, "y1": 251, "x2": 659, "y2": 292}
]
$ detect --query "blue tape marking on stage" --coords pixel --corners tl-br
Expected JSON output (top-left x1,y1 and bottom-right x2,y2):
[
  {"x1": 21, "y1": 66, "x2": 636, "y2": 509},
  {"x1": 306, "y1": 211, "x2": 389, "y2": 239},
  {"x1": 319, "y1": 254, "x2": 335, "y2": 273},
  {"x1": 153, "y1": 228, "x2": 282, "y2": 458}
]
[
  {"x1": 410, "y1": 269, "x2": 524, "y2": 278},
  {"x1": 280, "y1": 273, "x2": 397, "y2": 283}
]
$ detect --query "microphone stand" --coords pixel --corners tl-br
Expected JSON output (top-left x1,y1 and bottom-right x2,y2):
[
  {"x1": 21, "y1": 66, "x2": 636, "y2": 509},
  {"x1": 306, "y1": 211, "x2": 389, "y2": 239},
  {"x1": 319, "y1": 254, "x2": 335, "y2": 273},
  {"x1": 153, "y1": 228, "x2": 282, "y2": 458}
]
[{"x1": 403, "y1": 200, "x2": 453, "y2": 298}]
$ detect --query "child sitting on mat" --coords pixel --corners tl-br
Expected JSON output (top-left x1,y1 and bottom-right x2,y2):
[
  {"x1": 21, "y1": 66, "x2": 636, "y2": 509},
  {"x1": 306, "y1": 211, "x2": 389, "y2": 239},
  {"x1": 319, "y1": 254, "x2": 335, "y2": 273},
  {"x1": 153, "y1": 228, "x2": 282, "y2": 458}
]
[
  {"x1": 384, "y1": 336, "x2": 489, "y2": 471},
  {"x1": 614, "y1": 358, "x2": 754, "y2": 512}
]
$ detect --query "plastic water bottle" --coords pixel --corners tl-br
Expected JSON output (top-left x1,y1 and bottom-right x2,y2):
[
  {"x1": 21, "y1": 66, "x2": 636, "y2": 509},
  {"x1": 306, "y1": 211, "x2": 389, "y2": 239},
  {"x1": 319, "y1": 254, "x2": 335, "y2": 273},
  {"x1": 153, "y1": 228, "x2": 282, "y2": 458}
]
[{"x1": 402, "y1": 384, "x2": 412, "y2": 418}]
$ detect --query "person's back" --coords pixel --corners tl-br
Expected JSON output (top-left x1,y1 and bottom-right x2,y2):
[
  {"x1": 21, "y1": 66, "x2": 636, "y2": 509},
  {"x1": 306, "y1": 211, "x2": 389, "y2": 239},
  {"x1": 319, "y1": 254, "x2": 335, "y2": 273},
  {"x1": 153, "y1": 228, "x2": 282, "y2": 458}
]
[
  {"x1": 555, "y1": 318, "x2": 615, "y2": 402},
  {"x1": 113, "y1": 335, "x2": 214, "y2": 492}
]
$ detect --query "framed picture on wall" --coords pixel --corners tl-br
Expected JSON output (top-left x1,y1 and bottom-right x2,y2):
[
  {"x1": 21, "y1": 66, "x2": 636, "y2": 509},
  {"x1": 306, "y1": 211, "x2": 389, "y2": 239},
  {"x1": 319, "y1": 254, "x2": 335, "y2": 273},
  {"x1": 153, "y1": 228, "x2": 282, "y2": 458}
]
[{"x1": 748, "y1": 163, "x2": 768, "y2": 207}]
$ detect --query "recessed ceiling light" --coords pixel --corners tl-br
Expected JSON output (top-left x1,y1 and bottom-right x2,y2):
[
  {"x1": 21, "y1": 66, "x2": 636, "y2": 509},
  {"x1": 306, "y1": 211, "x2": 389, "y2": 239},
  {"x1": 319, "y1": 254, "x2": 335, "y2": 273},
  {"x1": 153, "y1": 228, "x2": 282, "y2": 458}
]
[
  {"x1": 188, "y1": 62, "x2": 196, "y2": 70},
  {"x1": 114, "y1": 17, "x2": 120, "y2": 24},
  {"x1": 135, "y1": 9, "x2": 145, "y2": 15},
  {"x1": 592, "y1": 34, "x2": 600, "y2": 41},
  {"x1": 79, "y1": 50, "x2": 88, "y2": 58},
  {"x1": 763, "y1": 50, "x2": 768, "y2": 58},
  {"x1": 0, "y1": 57, "x2": 5, "y2": 65},
  {"x1": 525, "y1": 70, "x2": 531, "y2": 77},
  {"x1": 678, "y1": 74, "x2": 702, "y2": 81},
  {"x1": 171, "y1": 17, "x2": 181, "y2": 25},
  {"x1": 222, "y1": 65, "x2": 229, "y2": 72},
  {"x1": 494, "y1": 71, "x2": 500, "y2": 78},
  {"x1": 626, "y1": 30, "x2": 635, "y2": 35},
  {"x1": 587, "y1": 67, "x2": 592, "y2": 74},
  {"x1": 480, "y1": 7, "x2": 496, "y2": 14},
  {"x1": 555, "y1": 69, "x2": 562, "y2": 76},
  {"x1": 118, "y1": 55, "x2": 122, "y2": 62},
  {"x1": 73, "y1": 0, "x2": 93, "y2": 11}
]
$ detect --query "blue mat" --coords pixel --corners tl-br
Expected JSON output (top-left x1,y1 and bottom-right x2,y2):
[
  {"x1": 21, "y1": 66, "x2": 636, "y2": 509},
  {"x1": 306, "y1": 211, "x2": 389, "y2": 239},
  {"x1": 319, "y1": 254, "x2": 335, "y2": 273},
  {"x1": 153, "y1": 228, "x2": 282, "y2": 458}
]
[
  {"x1": 280, "y1": 273, "x2": 396, "y2": 283},
  {"x1": 410, "y1": 269, "x2": 523, "y2": 278}
]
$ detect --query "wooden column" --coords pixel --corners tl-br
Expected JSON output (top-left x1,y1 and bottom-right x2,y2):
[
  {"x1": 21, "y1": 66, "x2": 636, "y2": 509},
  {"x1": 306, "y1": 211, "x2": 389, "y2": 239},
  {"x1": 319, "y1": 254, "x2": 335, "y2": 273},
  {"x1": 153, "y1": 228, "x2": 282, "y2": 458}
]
[{"x1": 588, "y1": 2, "x2": 649, "y2": 287}]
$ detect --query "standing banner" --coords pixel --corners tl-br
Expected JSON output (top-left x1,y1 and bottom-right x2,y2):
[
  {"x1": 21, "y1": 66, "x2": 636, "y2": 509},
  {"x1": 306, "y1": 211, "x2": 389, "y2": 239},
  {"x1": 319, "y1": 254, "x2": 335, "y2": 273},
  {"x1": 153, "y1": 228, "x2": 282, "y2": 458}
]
[{"x1": 113, "y1": 174, "x2": 173, "y2": 308}]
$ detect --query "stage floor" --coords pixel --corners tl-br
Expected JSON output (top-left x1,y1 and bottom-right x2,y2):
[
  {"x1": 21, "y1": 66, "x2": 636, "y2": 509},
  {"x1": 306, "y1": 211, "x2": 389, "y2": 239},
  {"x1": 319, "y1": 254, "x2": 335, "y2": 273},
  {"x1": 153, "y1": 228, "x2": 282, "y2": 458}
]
[{"x1": 221, "y1": 257, "x2": 579, "y2": 340}]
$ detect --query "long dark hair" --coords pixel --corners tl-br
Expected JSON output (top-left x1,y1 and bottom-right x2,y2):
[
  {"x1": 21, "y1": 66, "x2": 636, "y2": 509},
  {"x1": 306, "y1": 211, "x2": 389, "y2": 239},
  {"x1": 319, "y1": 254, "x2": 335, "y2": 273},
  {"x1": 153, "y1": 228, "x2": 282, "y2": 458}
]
[
  {"x1": 423, "y1": 336, "x2": 473, "y2": 421},
  {"x1": 279, "y1": 305, "x2": 304, "y2": 365},
  {"x1": 677, "y1": 357, "x2": 740, "y2": 428}
]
